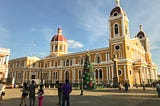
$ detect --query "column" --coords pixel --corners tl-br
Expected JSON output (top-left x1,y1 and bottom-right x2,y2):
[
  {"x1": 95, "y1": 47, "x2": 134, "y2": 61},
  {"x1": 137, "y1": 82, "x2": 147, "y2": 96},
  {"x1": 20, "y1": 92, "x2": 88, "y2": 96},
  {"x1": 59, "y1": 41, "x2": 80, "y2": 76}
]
[
  {"x1": 124, "y1": 65, "x2": 126, "y2": 80},
  {"x1": 59, "y1": 70, "x2": 62, "y2": 82}
]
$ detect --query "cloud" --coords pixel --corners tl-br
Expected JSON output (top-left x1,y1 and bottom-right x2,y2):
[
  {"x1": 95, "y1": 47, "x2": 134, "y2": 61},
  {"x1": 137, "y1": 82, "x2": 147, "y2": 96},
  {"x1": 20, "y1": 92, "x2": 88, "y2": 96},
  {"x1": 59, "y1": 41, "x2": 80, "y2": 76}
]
[
  {"x1": 68, "y1": 40, "x2": 83, "y2": 49},
  {"x1": 68, "y1": 1, "x2": 108, "y2": 45}
]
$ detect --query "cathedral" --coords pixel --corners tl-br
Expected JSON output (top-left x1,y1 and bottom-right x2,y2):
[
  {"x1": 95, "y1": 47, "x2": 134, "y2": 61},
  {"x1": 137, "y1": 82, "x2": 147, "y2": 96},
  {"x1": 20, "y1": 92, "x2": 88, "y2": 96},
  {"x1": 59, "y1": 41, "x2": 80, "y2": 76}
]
[{"x1": 8, "y1": 0, "x2": 157, "y2": 87}]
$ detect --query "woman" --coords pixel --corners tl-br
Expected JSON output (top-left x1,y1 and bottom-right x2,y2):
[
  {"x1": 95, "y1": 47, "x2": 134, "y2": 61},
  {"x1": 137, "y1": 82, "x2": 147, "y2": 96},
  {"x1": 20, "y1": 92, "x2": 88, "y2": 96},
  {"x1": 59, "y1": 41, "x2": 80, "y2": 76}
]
[
  {"x1": 37, "y1": 85, "x2": 44, "y2": 106},
  {"x1": 19, "y1": 82, "x2": 28, "y2": 106}
]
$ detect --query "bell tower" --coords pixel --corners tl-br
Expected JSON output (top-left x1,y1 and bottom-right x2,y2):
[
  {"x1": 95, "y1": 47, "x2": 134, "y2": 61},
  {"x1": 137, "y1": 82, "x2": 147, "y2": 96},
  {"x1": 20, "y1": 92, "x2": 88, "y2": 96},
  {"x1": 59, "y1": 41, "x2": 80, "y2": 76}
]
[{"x1": 109, "y1": 0, "x2": 130, "y2": 59}]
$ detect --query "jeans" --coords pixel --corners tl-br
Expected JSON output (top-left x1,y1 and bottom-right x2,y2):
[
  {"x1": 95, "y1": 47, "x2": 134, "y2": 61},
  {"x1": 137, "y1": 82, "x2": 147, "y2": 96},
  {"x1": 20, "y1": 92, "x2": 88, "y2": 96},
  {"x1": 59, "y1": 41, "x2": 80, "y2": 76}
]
[
  {"x1": 29, "y1": 96, "x2": 35, "y2": 106},
  {"x1": 62, "y1": 94, "x2": 70, "y2": 106}
]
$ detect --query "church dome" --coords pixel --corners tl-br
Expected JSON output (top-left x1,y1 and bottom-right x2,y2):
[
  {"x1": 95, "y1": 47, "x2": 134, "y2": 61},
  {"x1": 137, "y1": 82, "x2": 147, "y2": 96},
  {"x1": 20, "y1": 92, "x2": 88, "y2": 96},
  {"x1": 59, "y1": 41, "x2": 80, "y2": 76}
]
[
  {"x1": 51, "y1": 28, "x2": 67, "y2": 42},
  {"x1": 136, "y1": 25, "x2": 146, "y2": 39},
  {"x1": 110, "y1": 6, "x2": 127, "y2": 16},
  {"x1": 110, "y1": 0, "x2": 127, "y2": 16}
]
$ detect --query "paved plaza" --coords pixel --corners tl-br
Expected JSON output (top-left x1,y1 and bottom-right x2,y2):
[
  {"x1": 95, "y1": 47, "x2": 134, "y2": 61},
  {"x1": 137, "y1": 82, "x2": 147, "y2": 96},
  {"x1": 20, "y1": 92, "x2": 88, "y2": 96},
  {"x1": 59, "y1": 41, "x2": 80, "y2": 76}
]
[{"x1": 0, "y1": 87, "x2": 160, "y2": 106}]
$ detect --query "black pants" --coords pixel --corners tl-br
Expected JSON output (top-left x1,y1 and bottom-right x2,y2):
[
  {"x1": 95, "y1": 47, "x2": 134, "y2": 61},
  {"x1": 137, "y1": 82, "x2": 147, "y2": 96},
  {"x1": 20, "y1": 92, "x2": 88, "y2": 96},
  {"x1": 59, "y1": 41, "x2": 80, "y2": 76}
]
[{"x1": 62, "y1": 94, "x2": 70, "y2": 106}]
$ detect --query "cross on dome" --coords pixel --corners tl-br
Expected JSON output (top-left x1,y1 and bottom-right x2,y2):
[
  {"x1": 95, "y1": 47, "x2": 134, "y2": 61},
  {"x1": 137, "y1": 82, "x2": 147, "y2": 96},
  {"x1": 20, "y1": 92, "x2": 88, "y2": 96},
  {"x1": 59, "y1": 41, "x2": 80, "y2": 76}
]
[
  {"x1": 115, "y1": 0, "x2": 120, "y2": 7},
  {"x1": 139, "y1": 25, "x2": 143, "y2": 31}
]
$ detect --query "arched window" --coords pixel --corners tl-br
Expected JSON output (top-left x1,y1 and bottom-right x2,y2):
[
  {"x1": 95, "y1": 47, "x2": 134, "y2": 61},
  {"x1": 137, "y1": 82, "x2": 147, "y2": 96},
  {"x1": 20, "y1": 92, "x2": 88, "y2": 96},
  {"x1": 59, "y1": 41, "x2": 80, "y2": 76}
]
[
  {"x1": 66, "y1": 59, "x2": 69, "y2": 66},
  {"x1": 79, "y1": 71, "x2": 82, "y2": 79},
  {"x1": 95, "y1": 69, "x2": 98, "y2": 79},
  {"x1": 70, "y1": 59, "x2": 72, "y2": 66},
  {"x1": 118, "y1": 70, "x2": 122, "y2": 76},
  {"x1": 114, "y1": 12, "x2": 118, "y2": 16},
  {"x1": 97, "y1": 56, "x2": 100, "y2": 63},
  {"x1": 99, "y1": 69, "x2": 102, "y2": 79},
  {"x1": 55, "y1": 45, "x2": 58, "y2": 51},
  {"x1": 55, "y1": 61, "x2": 57, "y2": 67},
  {"x1": 81, "y1": 58, "x2": 83, "y2": 65},
  {"x1": 114, "y1": 24, "x2": 119, "y2": 34},
  {"x1": 65, "y1": 71, "x2": 69, "y2": 80}
]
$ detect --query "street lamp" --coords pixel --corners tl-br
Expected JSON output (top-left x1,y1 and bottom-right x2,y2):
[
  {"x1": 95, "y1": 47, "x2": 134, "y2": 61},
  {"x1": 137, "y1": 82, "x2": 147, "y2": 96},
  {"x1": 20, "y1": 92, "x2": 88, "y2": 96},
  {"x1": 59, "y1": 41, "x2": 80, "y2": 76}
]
[{"x1": 80, "y1": 74, "x2": 83, "y2": 96}]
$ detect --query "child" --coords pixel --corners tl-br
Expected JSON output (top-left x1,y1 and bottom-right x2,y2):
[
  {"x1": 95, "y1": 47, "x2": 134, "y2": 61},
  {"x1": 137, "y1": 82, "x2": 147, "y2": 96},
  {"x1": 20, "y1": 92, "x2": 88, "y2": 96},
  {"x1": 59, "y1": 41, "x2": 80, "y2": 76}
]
[{"x1": 37, "y1": 85, "x2": 44, "y2": 106}]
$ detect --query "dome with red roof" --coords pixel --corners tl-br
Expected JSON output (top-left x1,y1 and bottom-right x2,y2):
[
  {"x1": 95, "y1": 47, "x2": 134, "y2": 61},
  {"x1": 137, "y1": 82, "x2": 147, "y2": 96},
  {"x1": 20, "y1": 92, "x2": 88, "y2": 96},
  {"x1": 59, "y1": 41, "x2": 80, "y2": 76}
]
[{"x1": 51, "y1": 28, "x2": 67, "y2": 42}]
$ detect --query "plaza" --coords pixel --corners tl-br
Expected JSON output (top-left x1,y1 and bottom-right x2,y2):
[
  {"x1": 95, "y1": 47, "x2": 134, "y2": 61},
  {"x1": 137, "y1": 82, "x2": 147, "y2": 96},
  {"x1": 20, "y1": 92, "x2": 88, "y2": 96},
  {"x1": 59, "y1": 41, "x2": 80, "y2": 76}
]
[{"x1": 0, "y1": 87, "x2": 159, "y2": 106}]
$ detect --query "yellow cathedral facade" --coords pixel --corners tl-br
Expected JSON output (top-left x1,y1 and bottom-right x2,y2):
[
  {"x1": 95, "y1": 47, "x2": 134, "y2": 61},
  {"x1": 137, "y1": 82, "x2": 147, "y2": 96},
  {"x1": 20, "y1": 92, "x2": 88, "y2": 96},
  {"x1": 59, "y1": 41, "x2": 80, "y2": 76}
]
[{"x1": 8, "y1": 0, "x2": 157, "y2": 87}]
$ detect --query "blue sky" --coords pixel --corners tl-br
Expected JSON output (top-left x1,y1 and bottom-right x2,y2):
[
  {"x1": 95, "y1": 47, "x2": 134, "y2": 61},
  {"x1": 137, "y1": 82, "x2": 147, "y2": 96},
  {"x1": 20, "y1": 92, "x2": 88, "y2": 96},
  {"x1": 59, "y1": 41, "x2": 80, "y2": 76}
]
[{"x1": 0, "y1": 0, "x2": 159, "y2": 72}]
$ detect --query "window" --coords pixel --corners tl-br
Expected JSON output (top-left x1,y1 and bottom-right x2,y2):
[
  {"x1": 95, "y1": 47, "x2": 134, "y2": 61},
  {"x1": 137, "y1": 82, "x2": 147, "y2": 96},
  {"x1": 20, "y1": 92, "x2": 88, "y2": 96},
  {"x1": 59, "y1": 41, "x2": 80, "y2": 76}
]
[
  {"x1": 114, "y1": 24, "x2": 119, "y2": 34},
  {"x1": 65, "y1": 71, "x2": 69, "y2": 80},
  {"x1": 95, "y1": 69, "x2": 98, "y2": 79},
  {"x1": 81, "y1": 58, "x2": 83, "y2": 65},
  {"x1": 130, "y1": 70, "x2": 132, "y2": 75},
  {"x1": 118, "y1": 70, "x2": 122, "y2": 76},
  {"x1": 99, "y1": 69, "x2": 102, "y2": 79},
  {"x1": 114, "y1": 12, "x2": 118, "y2": 16},
  {"x1": 97, "y1": 56, "x2": 100, "y2": 63},
  {"x1": 55, "y1": 61, "x2": 57, "y2": 67},
  {"x1": 60, "y1": 46, "x2": 62, "y2": 50},
  {"x1": 70, "y1": 59, "x2": 72, "y2": 66},
  {"x1": 55, "y1": 45, "x2": 58, "y2": 51},
  {"x1": 66, "y1": 59, "x2": 69, "y2": 66}
]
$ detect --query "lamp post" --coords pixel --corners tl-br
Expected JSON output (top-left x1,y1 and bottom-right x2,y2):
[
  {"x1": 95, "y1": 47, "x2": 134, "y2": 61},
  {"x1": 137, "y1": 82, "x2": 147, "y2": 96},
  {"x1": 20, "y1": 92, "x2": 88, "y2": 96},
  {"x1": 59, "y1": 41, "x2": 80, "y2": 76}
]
[{"x1": 80, "y1": 74, "x2": 83, "y2": 95}]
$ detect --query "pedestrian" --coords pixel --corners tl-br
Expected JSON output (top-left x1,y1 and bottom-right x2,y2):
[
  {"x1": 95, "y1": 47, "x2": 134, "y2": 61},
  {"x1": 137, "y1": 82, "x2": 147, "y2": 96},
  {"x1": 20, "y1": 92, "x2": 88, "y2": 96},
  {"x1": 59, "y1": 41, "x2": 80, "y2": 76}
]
[
  {"x1": 56, "y1": 81, "x2": 62, "y2": 105},
  {"x1": 37, "y1": 85, "x2": 44, "y2": 106},
  {"x1": 28, "y1": 80, "x2": 36, "y2": 106},
  {"x1": 62, "y1": 80, "x2": 72, "y2": 106},
  {"x1": 0, "y1": 82, "x2": 5, "y2": 101},
  {"x1": 156, "y1": 82, "x2": 160, "y2": 97},
  {"x1": 19, "y1": 82, "x2": 28, "y2": 106},
  {"x1": 142, "y1": 82, "x2": 145, "y2": 91},
  {"x1": 124, "y1": 82, "x2": 129, "y2": 92}
]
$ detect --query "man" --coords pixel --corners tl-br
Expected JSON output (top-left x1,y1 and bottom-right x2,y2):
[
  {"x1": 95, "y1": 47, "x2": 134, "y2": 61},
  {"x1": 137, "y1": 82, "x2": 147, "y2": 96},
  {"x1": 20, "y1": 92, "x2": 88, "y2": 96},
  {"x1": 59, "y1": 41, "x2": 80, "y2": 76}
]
[
  {"x1": 56, "y1": 81, "x2": 62, "y2": 105},
  {"x1": 29, "y1": 80, "x2": 36, "y2": 106},
  {"x1": 62, "y1": 80, "x2": 72, "y2": 106}
]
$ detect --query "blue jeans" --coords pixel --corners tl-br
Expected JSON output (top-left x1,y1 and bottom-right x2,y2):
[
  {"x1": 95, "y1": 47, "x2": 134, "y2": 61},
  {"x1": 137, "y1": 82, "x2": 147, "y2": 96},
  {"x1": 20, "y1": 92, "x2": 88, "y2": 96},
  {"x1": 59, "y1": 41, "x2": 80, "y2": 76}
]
[{"x1": 62, "y1": 94, "x2": 70, "y2": 106}]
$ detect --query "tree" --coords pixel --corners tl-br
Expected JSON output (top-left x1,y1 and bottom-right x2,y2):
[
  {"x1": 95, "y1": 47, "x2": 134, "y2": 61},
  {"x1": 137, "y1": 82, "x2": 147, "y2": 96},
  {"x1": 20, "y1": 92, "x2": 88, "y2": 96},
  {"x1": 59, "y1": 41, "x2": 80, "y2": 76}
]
[{"x1": 82, "y1": 52, "x2": 96, "y2": 90}]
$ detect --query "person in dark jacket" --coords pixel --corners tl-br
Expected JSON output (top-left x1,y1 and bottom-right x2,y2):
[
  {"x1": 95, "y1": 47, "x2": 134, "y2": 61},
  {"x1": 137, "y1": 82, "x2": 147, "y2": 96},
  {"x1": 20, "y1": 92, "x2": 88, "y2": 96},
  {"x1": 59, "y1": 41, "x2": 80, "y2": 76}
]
[
  {"x1": 62, "y1": 80, "x2": 72, "y2": 106},
  {"x1": 29, "y1": 80, "x2": 36, "y2": 106}
]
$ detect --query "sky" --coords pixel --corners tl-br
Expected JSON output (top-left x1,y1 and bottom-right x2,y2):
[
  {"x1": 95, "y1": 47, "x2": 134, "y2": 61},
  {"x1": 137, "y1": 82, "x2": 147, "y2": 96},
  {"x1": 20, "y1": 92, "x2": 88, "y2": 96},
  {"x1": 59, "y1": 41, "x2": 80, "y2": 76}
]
[{"x1": 0, "y1": 0, "x2": 159, "y2": 72}]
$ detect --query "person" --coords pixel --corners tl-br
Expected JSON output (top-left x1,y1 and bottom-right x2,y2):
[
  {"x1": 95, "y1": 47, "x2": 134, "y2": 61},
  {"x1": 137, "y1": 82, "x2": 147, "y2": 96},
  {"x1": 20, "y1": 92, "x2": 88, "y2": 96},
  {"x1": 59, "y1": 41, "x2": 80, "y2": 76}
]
[
  {"x1": 29, "y1": 80, "x2": 36, "y2": 106},
  {"x1": 142, "y1": 82, "x2": 145, "y2": 91},
  {"x1": 19, "y1": 82, "x2": 28, "y2": 106},
  {"x1": 118, "y1": 82, "x2": 122, "y2": 91},
  {"x1": 124, "y1": 82, "x2": 129, "y2": 92},
  {"x1": 37, "y1": 85, "x2": 44, "y2": 106},
  {"x1": 0, "y1": 83, "x2": 5, "y2": 101},
  {"x1": 56, "y1": 81, "x2": 62, "y2": 105},
  {"x1": 156, "y1": 82, "x2": 160, "y2": 97},
  {"x1": 62, "y1": 80, "x2": 72, "y2": 106}
]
